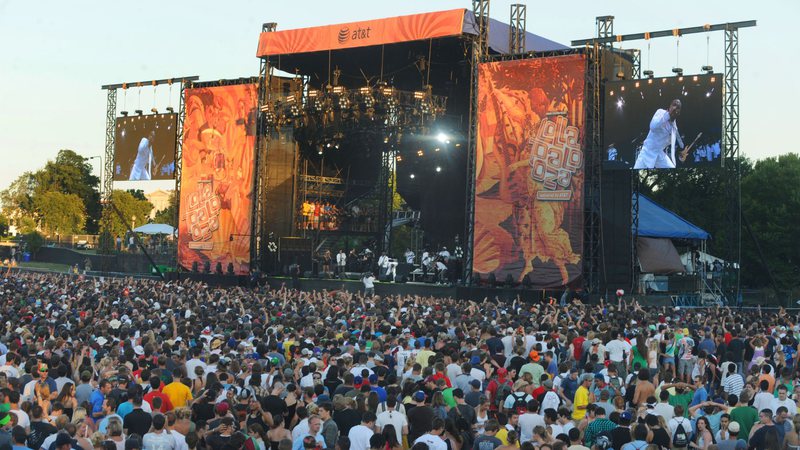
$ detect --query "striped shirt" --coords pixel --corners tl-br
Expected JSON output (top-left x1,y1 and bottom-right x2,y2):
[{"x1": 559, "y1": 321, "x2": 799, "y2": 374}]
[
  {"x1": 584, "y1": 418, "x2": 617, "y2": 447},
  {"x1": 722, "y1": 373, "x2": 744, "y2": 397}
]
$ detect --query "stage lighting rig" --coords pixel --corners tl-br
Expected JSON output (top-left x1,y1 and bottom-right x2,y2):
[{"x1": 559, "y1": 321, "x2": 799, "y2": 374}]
[
  {"x1": 135, "y1": 110, "x2": 143, "y2": 115},
  {"x1": 672, "y1": 67, "x2": 684, "y2": 76},
  {"x1": 643, "y1": 70, "x2": 654, "y2": 78},
  {"x1": 120, "y1": 111, "x2": 129, "y2": 117},
  {"x1": 165, "y1": 107, "x2": 174, "y2": 113},
  {"x1": 702, "y1": 65, "x2": 714, "y2": 74},
  {"x1": 150, "y1": 108, "x2": 158, "y2": 114}
]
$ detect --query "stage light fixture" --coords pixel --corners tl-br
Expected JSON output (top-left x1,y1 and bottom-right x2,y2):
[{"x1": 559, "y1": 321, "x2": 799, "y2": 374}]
[
  {"x1": 643, "y1": 70, "x2": 654, "y2": 78},
  {"x1": 434, "y1": 147, "x2": 440, "y2": 152},
  {"x1": 616, "y1": 71, "x2": 625, "y2": 80},
  {"x1": 120, "y1": 111, "x2": 129, "y2": 116},
  {"x1": 702, "y1": 65, "x2": 714, "y2": 74},
  {"x1": 396, "y1": 155, "x2": 403, "y2": 162},
  {"x1": 335, "y1": 143, "x2": 340, "y2": 149},
  {"x1": 332, "y1": 86, "x2": 345, "y2": 95},
  {"x1": 620, "y1": 86, "x2": 625, "y2": 92},
  {"x1": 436, "y1": 132, "x2": 448, "y2": 143},
  {"x1": 409, "y1": 173, "x2": 415, "y2": 179},
  {"x1": 710, "y1": 76, "x2": 716, "y2": 83},
  {"x1": 635, "y1": 81, "x2": 640, "y2": 88},
  {"x1": 150, "y1": 108, "x2": 158, "y2": 114},
  {"x1": 417, "y1": 150, "x2": 424, "y2": 157},
  {"x1": 672, "y1": 67, "x2": 683, "y2": 76},
  {"x1": 326, "y1": 143, "x2": 332, "y2": 148},
  {"x1": 609, "y1": 90, "x2": 614, "y2": 97},
  {"x1": 135, "y1": 109, "x2": 143, "y2": 115},
  {"x1": 455, "y1": 143, "x2": 461, "y2": 147},
  {"x1": 308, "y1": 90, "x2": 319, "y2": 98},
  {"x1": 414, "y1": 91, "x2": 426, "y2": 100},
  {"x1": 165, "y1": 107, "x2": 174, "y2": 113},
  {"x1": 435, "y1": 166, "x2": 442, "y2": 173}
]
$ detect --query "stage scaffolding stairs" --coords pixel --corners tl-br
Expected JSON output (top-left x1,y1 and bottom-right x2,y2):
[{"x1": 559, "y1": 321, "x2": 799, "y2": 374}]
[{"x1": 700, "y1": 277, "x2": 728, "y2": 306}]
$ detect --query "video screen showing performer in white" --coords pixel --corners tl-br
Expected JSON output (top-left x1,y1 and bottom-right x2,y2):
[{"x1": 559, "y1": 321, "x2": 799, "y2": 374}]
[
  {"x1": 603, "y1": 74, "x2": 722, "y2": 170},
  {"x1": 113, "y1": 113, "x2": 178, "y2": 180}
]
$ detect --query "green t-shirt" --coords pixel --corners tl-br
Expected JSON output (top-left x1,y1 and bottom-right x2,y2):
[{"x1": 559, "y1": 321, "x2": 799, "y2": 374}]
[
  {"x1": 729, "y1": 405, "x2": 759, "y2": 438},
  {"x1": 442, "y1": 388, "x2": 456, "y2": 408},
  {"x1": 668, "y1": 390, "x2": 694, "y2": 417}
]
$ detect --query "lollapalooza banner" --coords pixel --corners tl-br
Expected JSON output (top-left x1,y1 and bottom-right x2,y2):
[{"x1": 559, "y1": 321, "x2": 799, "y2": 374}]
[
  {"x1": 177, "y1": 83, "x2": 257, "y2": 275},
  {"x1": 474, "y1": 55, "x2": 586, "y2": 288}
]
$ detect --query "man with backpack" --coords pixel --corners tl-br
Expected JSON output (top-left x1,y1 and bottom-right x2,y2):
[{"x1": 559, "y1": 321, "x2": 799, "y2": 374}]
[
  {"x1": 582, "y1": 405, "x2": 616, "y2": 448},
  {"x1": 668, "y1": 405, "x2": 692, "y2": 449},
  {"x1": 620, "y1": 424, "x2": 650, "y2": 450},
  {"x1": 502, "y1": 380, "x2": 533, "y2": 416}
]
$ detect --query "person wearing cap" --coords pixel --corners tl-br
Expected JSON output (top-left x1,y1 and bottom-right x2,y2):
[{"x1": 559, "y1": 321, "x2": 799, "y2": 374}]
[
  {"x1": 611, "y1": 410, "x2": 634, "y2": 450},
  {"x1": 571, "y1": 374, "x2": 594, "y2": 421},
  {"x1": 406, "y1": 391, "x2": 433, "y2": 443},
  {"x1": 519, "y1": 351, "x2": 545, "y2": 389},
  {"x1": 716, "y1": 421, "x2": 747, "y2": 450}
]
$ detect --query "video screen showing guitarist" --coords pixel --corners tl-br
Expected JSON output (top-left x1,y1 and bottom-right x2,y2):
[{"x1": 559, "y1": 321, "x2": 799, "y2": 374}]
[{"x1": 633, "y1": 99, "x2": 702, "y2": 169}]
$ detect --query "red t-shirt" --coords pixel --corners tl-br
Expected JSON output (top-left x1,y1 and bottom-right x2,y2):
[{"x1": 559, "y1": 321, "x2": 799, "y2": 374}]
[{"x1": 572, "y1": 337, "x2": 586, "y2": 361}]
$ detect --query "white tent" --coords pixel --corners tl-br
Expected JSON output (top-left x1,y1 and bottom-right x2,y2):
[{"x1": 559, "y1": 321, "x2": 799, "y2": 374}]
[{"x1": 133, "y1": 223, "x2": 175, "y2": 235}]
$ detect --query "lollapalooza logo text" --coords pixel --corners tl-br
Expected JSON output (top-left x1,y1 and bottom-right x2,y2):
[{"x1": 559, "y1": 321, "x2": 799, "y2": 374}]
[
  {"x1": 185, "y1": 180, "x2": 221, "y2": 250},
  {"x1": 528, "y1": 115, "x2": 583, "y2": 201}
]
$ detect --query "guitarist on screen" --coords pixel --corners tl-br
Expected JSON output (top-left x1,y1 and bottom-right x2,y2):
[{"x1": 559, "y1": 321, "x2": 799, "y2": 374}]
[{"x1": 633, "y1": 99, "x2": 697, "y2": 169}]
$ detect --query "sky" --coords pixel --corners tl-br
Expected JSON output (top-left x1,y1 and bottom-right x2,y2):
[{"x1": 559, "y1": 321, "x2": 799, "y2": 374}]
[{"x1": 0, "y1": 0, "x2": 796, "y2": 193}]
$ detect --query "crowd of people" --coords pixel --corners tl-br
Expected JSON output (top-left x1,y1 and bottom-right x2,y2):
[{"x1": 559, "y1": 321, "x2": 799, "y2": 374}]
[{"x1": 0, "y1": 270, "x2": 797, "y2": 450}]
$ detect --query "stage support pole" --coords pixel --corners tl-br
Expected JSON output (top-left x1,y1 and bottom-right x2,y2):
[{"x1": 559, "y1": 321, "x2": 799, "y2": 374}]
[{"x1": 463, "y1": 0, "x2": 490, "y2": 286}]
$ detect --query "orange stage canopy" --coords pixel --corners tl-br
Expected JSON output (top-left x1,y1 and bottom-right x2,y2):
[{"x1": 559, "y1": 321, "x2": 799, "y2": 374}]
[{"x1": 256, "y1": 9, "x2": 467, "y2": 57}]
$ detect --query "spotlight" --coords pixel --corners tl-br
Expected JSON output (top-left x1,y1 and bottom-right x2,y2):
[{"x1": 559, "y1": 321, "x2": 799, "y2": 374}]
[
  {"x1": 436, "y1": 132, "x2": 448, "y2": 143},
  {"x1": 643, "y1": 70, "x2": 654, "y2": 79},
  {"x1": 396, "y1": 155, "x2": 403, "y2": 162},
  {"x1": 455, "y1": 143, "x2": 461, "y2": 147},
  {"x1": 308, "y1": 90, "x2": 320, "y2": 98},
  {"x1": 135, "y1": 109, "x2": 143, "y2": 115},
  {"x1": 672, "y1": 67, "x2": 683, "y2": 76},
  {"x1": 150, "y1": 108, "x2": 158, "y2": 114},
  {"x1": 609, "y1": 90, "x2": 614, "y2": 97},
  {"x1": 702, "y1": 65, "x2": 714, "y2": 74},
  {"x1": 409, "y1": 173, "x2": 415, "y2": 179},
  {"x1": 620, "y1": 86, "x2": 625, "y2": 92},
  {"x1": 434, "y1": 147, "x2": 440, "y2": 152},
  {"x1": 326, "y1": 143, "x2": 332, "y2": 148},
  {"x1": 435, "y1": 166, "x2": 442, "y2": 173},
  {"x1": 165, "y1": 107, "x2": 174, "y2": 113},
  {"x1": 335, "y1": 143, "x2": 340, "y2": 149},
  {"x1": 616, "y1": 71, "x2": 625, "y2": 80},
  {"x1": 414, "y1": 91, "x2": 426, "y2": 100},
  {"x1": 120, "y1": 111, "x2": 129, "y2": 117},
  {"x1": 331, "y1": 86, "x2": 345, "y2": 94},
  {"x1": 417, "y1": 150, "x2": 424, "y2": 157}
]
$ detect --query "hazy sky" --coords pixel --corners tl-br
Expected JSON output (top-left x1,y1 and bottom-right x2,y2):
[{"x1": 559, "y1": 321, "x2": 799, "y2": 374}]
[{"x1": 0, "y1": 0, "x2": 795, "y2": 193}]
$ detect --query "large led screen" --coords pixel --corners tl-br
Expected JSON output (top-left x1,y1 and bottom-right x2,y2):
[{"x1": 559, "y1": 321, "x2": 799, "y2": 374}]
[
  {"x1": 113, "y1": 113, "x2": 178, "y2": 180},
  {"x1": 177, "y1": 83, "x2": 257, "y2": 275},
  {"x1": 603, "y1": 74, "x2": 722, "y2": 170},
  {"x1": 474, "y1": 55, "x2": 585, "y2": 288}
]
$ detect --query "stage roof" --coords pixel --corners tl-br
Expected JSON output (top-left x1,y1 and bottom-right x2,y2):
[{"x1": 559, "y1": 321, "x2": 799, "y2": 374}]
[
  {"x1": 636, "y1": 194, "x2": 710, "y2": 240},
  {"x1": 257, "y1": 9, "x2": 567, "y2": 57}
]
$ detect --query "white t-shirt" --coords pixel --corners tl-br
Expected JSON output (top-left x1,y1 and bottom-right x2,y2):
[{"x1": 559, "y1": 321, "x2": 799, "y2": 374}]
[
  {"x1": 363, "y1": 276, "x2": 375, "y2": 289},
  {"x1": 668, "y1": 417, "x2": 691, "y2": 440},
  {"x1": 376, "y1": 410, "x2": 408, "y2": 443},
  {"x1": 518, "y1": 413, "x2": 545, "y2": 443},
  {"x1": 348, "y1": 424, "x2": 375, "y2": 450},
  {"x1": 185, "y1": 359, "x2": 208, "y2": 380},
  {"x1": 10, "y1": 409, "x2": 29, "y2": 429},
  {"x1": 414, "y1": 433, "x2": 448, "y2": 450},
  {"x1": 605, "y1": 339, "x2": 631, "y2": 363},
  {"x1": 772, "y1": 397, "x2": 797, "y2": 416}
]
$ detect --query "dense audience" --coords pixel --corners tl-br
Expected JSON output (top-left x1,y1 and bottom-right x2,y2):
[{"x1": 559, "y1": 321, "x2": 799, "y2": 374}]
[{"x1": 0, "y1": 270, "x2": 796, "y2": 450}]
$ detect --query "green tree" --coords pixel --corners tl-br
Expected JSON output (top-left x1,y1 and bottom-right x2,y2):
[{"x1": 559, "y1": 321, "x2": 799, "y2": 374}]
[
  {"x1": 153, "y1": 191, "x2": 177, "y2": 227},
  {"x1": 740, "y1": 153, "x2": 800, "y2": 289},
  {"x1": 127, "y1": 189, "x2": 147, "y2": 201},
  {"x1": 33, "y1": 150, "x2": 101, "y2": 233},
  {"x1": 0, "y1": 171, "x2": 37, "y2": 221},
  {"x1": 107, "y1": 190, "x2": 153, "y2": 238},
  {"x1": 22, "y1": 231, "x2": 44, "y2": 256},
  {"x1": 33, "y1": 191, "x2": 86, "y2": 236}
]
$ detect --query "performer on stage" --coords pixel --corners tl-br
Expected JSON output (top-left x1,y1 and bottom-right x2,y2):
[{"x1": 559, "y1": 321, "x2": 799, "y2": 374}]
[
  {"x1": 129, "y1": 130, "x2": 156, "y2": 180},
  {"x1": 633, "y1": 99, "x2": 694, "y2": 169}
]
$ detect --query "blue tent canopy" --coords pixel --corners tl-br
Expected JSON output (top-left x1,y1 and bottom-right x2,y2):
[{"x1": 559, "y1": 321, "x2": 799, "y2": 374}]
[{"x1": 636, "y1": 194, "x2": 710, "y2": 240}]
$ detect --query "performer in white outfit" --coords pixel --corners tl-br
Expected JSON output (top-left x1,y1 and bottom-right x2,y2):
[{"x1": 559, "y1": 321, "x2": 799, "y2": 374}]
[
  {"x1": 633, "y1": 99, "x2": 693, "y2": 170},
  {"x1": 129, "y1": 131, "x2": 155, "y2": 180}
]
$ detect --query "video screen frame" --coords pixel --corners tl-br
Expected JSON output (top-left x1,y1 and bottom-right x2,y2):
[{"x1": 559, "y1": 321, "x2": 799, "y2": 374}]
[
  {"x1": 603, "y1": 74, "x2": 722, "y2": 170},
  {"x1": 113, "y1": 113, "x2": 178, "y2": 180}
]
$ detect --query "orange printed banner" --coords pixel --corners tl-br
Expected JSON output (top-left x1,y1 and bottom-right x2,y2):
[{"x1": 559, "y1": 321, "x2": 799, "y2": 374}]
[
  {"x1": 474, "y1": 55, "x2": 586, "y2": 288},
  {"x1": 257, "y1": 9, "x2": 466, "y2": 57},
  {"x1": 177, "y1": 83, "x2": 257, "y2": 275}
]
